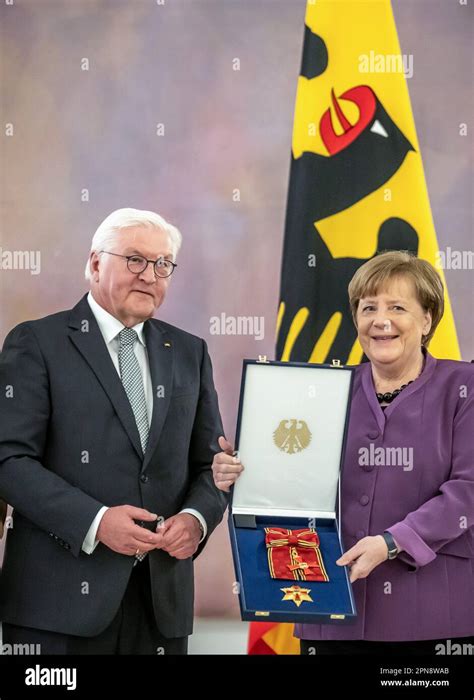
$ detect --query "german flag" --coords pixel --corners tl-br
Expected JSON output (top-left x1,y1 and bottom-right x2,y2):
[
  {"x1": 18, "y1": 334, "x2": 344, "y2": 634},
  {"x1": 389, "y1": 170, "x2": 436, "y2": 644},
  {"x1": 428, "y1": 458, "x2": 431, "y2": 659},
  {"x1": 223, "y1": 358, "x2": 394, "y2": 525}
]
[
  {"x1": 250, "y1": 0, "x2": 460, "y2": 656},
  {"x1": 276, "y1": 0, "x2": 460, "y2": 366}
]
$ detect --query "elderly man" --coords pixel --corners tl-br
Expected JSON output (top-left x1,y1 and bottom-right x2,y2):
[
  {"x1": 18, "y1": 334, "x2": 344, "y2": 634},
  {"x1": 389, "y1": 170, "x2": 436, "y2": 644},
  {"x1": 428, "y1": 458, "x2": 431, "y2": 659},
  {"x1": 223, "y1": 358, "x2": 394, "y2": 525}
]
[{"x1": 0, "y1": 208, "x2": 228, "y2": 654}]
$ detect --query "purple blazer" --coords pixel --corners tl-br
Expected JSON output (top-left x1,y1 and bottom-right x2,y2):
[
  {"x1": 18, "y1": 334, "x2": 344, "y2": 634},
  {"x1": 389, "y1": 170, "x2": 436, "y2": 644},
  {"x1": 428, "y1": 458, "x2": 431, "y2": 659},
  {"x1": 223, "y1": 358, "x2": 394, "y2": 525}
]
[{"x1": 296, "y1": 351, "x2": 474, "y2": 642}]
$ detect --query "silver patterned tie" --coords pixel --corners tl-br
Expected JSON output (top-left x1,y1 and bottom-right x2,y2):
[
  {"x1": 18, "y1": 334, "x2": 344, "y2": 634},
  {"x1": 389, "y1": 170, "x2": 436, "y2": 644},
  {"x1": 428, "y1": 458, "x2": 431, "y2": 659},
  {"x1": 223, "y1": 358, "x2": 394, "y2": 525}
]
[
  {"x1": 118, "y1": 328, "x2": 149, "y2": 455},
  {"x1": 119, "y1": 328, "x2": 150, "y2": 564}
]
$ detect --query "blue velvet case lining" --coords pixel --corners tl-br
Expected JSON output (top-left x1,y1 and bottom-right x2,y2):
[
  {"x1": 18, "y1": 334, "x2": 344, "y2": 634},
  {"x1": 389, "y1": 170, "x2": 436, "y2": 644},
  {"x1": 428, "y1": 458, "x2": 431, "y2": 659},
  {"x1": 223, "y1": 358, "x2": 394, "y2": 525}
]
[{"x1": 230, "y1": 515, "x2": 356, "y2": 623}]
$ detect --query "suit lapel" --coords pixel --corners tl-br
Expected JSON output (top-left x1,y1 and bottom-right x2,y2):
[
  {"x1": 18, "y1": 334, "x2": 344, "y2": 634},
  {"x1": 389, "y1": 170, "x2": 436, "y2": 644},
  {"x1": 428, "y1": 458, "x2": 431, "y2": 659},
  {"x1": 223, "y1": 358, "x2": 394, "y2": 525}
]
[
  {"x1": 68, "y1": 295, "x2": 175, "y2": 468},
  {"x1": 141, "y1": 320, "x2": 174, "y2": 472},
  {"x1": 68, "y1": 295, "x2": 144, "y2": 460}
]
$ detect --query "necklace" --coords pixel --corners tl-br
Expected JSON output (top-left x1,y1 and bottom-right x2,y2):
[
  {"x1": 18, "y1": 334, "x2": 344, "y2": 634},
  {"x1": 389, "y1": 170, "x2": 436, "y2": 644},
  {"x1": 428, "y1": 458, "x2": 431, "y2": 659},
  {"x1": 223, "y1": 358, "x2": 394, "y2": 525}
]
[{"x1": 376, "y1": 380, "x2": 415, "y2": 404}]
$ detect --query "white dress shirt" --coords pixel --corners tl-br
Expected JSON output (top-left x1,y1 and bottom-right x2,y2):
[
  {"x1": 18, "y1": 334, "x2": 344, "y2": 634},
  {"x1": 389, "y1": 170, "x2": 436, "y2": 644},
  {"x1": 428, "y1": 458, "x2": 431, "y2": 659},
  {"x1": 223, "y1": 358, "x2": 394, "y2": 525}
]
[{"x1": 82, "y1": 292, "x2": 207, "y2": 554}]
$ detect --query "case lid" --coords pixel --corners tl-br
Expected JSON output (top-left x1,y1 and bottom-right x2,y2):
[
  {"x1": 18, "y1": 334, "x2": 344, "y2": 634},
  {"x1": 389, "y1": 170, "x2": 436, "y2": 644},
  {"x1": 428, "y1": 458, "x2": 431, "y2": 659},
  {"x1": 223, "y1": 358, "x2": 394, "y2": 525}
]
[{"x1": 232, "y1": 361, "x2": 353, "y2": 518}]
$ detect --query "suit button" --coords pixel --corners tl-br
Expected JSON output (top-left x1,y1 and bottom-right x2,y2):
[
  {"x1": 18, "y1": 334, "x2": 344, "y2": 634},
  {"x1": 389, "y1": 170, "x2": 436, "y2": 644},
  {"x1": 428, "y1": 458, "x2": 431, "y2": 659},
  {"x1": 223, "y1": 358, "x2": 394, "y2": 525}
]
[
  {"x1": 368, "y1": 432, "x2": 379, "y2": 440},
  {"x1": 356, "y1": 530, "x2": 366, "y2": 539},
  {"x1": 140, "y1": 474, "x2": 149, "y2": 483},
  {"x1": 361, "y1": 463, "x2": 374, "y2": 472},
  {"x1": 360, "y1": 495, "x2": 369, "y2": 506}
]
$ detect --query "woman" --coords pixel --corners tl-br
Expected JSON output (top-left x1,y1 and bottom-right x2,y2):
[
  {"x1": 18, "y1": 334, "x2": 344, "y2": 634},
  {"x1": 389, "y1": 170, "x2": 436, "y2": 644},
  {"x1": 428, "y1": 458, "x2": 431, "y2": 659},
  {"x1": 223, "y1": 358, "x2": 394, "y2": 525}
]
[{"x1": 212, "y1": 251, "x2": 474, "y2": 654}]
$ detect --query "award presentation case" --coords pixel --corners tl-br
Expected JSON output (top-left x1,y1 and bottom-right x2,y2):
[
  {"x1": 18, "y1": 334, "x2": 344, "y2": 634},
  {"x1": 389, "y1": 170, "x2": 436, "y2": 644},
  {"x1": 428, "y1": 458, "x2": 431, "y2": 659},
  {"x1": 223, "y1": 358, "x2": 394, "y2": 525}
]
[{"x1": 228, "y1": 358, "x2": 357, "y2": 624}]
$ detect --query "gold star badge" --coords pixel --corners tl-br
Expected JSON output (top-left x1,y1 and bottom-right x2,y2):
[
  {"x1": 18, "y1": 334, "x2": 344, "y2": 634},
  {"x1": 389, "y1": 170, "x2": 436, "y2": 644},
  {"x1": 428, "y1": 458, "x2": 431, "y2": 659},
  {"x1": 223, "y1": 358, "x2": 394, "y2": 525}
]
[{"x1": 280, "y1": 585, "x2": 313, "y2": 607}]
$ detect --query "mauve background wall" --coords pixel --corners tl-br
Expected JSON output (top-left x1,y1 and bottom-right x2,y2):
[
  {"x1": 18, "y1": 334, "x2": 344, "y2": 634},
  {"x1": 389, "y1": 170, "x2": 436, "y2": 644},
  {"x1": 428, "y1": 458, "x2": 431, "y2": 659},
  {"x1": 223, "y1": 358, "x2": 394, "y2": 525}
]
[{"x1": 0, "y1": 0, "x2": 472, "y2": 617}]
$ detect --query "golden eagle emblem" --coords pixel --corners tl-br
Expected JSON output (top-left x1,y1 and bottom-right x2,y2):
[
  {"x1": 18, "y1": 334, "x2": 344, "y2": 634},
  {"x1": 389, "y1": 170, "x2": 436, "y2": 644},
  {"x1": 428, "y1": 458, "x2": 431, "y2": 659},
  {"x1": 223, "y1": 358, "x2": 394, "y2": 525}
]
[{"x1": 273, "y1": 419, "x2": 312, "y2": 454}]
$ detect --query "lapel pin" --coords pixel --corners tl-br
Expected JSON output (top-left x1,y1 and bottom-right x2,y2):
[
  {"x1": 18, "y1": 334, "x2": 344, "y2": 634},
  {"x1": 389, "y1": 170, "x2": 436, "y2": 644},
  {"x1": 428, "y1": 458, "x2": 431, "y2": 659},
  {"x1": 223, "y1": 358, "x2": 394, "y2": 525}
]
[{"x1": 164, "y1": 341, "x2": 172, "y2": 348}]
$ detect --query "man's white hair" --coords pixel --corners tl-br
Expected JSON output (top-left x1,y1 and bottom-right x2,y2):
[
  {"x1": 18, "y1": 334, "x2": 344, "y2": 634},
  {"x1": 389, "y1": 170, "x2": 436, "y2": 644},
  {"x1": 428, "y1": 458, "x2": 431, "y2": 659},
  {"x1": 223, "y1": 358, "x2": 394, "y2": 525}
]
[{"x1": 84, "y1": 207, "x2": 182, "y2": 281}]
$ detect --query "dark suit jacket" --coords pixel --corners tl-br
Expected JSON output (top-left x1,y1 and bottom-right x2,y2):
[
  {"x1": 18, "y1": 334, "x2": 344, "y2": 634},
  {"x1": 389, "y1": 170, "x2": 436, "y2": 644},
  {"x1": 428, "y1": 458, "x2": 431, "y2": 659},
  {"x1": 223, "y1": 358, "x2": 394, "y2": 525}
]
[{"x1": 0, "y1": 294, "x2": 228, "y2": 638}]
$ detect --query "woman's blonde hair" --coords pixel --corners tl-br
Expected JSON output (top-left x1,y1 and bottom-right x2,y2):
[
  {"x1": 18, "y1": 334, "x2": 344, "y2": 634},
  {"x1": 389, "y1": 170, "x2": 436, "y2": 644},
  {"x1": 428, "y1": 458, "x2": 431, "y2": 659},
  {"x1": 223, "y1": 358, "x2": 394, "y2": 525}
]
[{"x1": 348, "y1": 251, "x2": 444, "y2": 346}]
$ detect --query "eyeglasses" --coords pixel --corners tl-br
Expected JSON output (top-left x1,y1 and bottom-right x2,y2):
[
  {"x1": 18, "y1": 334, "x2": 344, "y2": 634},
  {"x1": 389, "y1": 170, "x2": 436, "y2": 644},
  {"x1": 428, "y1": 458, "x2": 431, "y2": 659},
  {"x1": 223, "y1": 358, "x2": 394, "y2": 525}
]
[{"x1": 99, "y1": 250, "x2": 177, "y2": 278}]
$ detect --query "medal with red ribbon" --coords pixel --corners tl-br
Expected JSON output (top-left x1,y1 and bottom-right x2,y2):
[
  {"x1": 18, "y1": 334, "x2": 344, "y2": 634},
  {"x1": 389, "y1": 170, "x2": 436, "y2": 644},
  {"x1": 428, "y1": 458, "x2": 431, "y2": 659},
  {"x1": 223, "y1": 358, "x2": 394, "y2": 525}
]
[{"x1": 265, "y1": 527, "x2": 329, "y2": 582}]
